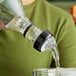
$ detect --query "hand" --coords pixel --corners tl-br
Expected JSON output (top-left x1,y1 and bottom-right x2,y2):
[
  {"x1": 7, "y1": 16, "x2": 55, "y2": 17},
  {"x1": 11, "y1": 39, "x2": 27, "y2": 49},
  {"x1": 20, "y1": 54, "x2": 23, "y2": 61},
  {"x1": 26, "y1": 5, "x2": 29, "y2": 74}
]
[{"x1": 0, "y1": 20, "x2": 5, "y2": 30}]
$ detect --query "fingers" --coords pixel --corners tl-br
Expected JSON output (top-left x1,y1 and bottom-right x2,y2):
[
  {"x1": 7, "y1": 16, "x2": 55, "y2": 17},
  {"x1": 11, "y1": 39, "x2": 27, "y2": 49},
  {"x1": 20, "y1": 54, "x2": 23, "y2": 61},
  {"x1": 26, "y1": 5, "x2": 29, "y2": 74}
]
[{"x1": 0, "y1": 20, "x2": 5, "y2": 30}]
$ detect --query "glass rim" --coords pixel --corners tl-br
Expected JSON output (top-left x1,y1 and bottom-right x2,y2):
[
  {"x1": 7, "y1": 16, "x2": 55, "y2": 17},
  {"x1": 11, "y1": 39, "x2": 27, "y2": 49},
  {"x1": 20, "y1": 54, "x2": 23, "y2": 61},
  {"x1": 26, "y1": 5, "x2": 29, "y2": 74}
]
[{"x1": 33, "y1": 68, "x2": 76, "y2": 72}]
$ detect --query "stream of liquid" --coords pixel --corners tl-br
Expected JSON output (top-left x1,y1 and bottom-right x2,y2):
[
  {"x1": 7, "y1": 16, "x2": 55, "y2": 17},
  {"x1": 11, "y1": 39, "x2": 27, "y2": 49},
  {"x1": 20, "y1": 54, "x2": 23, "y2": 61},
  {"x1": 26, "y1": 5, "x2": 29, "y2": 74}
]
[
  {"x1": 51, "y1": 46, "x2": 60, "y2": 76},
  {"x1": 40, "y1": 35, "x2": 61, "y2": 76}
]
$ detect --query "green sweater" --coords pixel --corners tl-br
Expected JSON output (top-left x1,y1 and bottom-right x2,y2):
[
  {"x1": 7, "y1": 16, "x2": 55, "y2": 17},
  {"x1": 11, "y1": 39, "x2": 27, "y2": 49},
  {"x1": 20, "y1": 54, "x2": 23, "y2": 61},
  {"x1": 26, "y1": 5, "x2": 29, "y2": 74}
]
[{"x1": 0, "y1": 0, "x2": 76, "y2": 76}]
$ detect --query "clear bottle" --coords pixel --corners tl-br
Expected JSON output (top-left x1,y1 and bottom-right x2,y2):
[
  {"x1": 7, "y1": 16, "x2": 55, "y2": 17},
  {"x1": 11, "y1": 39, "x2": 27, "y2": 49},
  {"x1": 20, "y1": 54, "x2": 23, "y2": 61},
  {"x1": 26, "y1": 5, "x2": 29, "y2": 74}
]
[
  {"x1": 6, "y1": 16, "x2": 56, "y2": 51},
  {"x1": 0, "y1": 0, "x2": 58, "y2": 52}
]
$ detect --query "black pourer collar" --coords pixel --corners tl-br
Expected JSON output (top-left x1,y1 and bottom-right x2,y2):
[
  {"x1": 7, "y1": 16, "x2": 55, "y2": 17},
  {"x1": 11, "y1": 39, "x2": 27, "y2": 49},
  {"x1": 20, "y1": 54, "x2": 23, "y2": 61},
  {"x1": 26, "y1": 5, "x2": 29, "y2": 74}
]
[{"x1": 34, "y1": 30, "x2": 53, "y2": 51}]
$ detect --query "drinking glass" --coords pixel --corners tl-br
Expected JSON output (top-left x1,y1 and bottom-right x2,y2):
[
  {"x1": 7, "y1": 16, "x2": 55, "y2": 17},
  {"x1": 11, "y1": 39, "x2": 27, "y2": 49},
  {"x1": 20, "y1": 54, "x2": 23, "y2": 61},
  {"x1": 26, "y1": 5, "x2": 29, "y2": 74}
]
[{"x1": 33, "y1": 68, "x2": 76, "y2": 76}]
